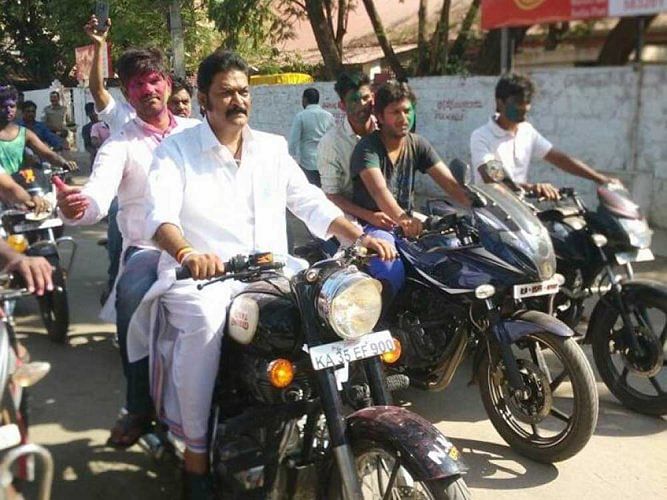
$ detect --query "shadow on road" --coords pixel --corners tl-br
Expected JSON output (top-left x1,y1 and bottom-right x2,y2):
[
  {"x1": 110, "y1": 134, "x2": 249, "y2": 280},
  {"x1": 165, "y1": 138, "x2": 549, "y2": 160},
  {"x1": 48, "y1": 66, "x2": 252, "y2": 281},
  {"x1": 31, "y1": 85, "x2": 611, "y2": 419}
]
[{"x1": 451, "y1": 436, "x2": 559, "y2": 490}]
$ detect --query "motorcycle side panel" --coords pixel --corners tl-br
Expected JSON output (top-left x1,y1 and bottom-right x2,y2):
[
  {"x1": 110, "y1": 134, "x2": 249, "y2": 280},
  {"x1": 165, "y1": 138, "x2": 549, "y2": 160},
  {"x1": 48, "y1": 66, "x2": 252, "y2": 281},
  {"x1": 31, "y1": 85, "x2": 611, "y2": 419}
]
[
  {"x1": 346, "y1": 406, "x2": 467, "y2": 481},
  {"x1": 585, "y1": 279, "x2": 667, "y2": 341},
  {"x1": 498, "y1": 309, "x2": 574, "y2": 344}
]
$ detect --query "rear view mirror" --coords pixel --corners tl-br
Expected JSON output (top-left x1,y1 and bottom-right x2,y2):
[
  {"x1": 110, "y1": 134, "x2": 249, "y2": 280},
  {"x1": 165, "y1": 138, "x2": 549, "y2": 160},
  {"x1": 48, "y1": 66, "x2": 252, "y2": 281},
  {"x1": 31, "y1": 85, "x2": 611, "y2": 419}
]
[{"x1": 449, "y1": 158, "x2": 471, "y2": 186}]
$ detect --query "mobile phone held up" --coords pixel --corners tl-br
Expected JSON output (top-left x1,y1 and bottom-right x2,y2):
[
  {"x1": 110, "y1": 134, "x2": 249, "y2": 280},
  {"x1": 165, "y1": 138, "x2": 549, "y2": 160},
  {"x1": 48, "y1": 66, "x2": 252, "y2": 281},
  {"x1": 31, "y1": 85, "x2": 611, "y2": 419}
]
[{"x1": 95, "y1": 0, "x2": 110, "y2": 32}]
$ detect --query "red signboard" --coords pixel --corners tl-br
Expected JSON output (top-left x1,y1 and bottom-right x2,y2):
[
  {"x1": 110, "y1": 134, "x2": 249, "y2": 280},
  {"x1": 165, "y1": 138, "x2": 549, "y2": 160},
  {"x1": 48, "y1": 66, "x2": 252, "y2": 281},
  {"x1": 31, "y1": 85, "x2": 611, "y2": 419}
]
[
  {"x1": 482, "y1": 0, "x2": 667, "y2": 29},
  {"x1": 74, "y1": 43, "x2": 112, "y2": 82}
]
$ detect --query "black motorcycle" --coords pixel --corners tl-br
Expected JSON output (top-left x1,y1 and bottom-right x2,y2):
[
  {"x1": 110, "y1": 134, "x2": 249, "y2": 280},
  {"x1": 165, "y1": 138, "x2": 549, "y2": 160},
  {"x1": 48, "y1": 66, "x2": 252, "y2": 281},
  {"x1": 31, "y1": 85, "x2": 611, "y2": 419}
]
[
  {"x1": 383, "y1": 161, "x2": 598, "y2": 464},
  {"x1": 143, "y1": 250, "x2": 470, "y2": 499},
  {"x1": 0, "y1": 164, "x2": 76, "y2": 343},
  {"x1": 480, "y1": 161, "x2": 667, "y2": 416}
]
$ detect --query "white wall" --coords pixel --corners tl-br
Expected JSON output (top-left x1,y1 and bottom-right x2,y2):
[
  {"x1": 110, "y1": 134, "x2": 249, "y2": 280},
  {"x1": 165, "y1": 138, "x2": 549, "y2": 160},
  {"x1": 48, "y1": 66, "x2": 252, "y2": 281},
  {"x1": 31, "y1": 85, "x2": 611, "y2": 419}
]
[{"x1": 248, "y1": 66, "x2": 667, "y2": 255}]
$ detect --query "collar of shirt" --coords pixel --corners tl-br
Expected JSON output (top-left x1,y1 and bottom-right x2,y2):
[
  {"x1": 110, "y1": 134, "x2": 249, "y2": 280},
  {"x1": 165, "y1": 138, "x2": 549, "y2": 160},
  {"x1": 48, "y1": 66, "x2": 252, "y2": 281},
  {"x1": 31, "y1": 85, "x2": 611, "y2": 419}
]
[
  {"x1": 199, "y1": 118, "x2": 256, "y2": 163},
  {"x1": 133, "y1": 112, "x2": 177, "y2": 144},
  {"x1": 305, "y1": 104, "x2": 321, "y2": 110},
  {"x1": 488, "y1": 113, "x2": 516, "y2": 138}
]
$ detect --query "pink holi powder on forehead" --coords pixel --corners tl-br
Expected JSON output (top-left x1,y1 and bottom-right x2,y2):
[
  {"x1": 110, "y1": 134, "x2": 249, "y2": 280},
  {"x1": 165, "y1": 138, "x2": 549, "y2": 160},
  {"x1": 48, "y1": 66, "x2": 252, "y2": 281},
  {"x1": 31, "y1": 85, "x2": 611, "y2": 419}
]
[{"x1": 126, "y1": 71, "x2": 170, "y2": 102}]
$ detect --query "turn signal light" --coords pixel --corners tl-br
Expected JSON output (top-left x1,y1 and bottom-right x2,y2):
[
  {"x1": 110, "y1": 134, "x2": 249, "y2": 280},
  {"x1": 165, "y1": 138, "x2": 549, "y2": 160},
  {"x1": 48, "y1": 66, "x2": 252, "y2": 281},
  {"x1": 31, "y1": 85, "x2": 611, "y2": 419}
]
[
  {"x1": 381, "y1": 338, "x2": 402, "y2": 364},
  {"x1": 267, "y1": 359, "x2": 294, "y2": 388},
  {"x1": 6, "y1": 235, "x2": 28, "y2": 254}
]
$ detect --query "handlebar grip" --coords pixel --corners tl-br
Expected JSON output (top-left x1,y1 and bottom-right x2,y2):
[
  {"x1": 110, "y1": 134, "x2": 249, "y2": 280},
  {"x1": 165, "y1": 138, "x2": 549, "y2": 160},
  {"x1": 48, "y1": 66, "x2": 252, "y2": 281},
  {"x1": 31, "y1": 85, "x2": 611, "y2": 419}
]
[{"x1": 175, "y1": 266, "x2": 191, "y2": 280}]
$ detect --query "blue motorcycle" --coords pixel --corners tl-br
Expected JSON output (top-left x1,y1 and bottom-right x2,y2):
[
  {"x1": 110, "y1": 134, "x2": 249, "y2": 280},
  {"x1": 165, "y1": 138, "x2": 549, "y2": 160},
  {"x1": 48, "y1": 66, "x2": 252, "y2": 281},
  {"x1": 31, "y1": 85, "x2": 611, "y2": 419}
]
[{"x1": 383, "y1": 160, "x2": 599, "y2": 463}]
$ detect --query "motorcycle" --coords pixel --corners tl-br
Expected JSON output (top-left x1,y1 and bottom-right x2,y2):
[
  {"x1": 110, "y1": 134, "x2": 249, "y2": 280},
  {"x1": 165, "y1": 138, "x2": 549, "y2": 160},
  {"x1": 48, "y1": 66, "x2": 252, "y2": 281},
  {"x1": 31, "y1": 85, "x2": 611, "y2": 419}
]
[
  {"x1": 141, "y1": 250, "x2": 471, "y2": 499},
  {"x1": 479, "y1": 160, "x2": 667, "y2": 416},
  {"x1": 0, "y1": 164, "x2": 77, "y2": 343},
  {"x1": 381, "y1": 160, "x2": 598, "y2": 463},
  {"x1": 0, "y1": 274, "x2": 54, "y2": 499}
]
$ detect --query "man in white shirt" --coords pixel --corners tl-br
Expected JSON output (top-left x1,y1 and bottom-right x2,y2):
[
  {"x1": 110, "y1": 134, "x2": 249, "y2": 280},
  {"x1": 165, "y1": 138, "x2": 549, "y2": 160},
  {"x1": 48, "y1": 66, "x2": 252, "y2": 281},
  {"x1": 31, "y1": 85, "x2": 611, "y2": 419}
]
[
  {"x1": 135, "y1": 50, "x2": 394, "y2": 496},
  {"x1": 470, "y1": 73, "x2": 613, "y2": 199},
  {"x1": 56, "y1": 47, "x2": 198, "y2": 449},
  {"x1": 287, "y1": 87, "x2": 334, "y2": 186}
]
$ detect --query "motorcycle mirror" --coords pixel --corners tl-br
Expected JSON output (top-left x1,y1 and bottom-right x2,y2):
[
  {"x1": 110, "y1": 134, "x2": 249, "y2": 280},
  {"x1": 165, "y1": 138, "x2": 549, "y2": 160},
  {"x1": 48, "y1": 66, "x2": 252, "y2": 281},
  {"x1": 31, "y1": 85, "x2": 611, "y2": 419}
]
[{"x1": 449, "y1": 158, "x2": 471, "y2": 186}]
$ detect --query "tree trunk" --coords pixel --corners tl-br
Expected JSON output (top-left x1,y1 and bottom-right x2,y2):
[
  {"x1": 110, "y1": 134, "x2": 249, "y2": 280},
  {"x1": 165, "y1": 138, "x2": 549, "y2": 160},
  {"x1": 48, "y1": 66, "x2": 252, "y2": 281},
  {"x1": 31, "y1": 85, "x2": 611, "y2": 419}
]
[
  {"x1": 474, "y1": 27, "x2": 529, "y2": 75},
  {"x1": 428, "y1": 0, "x2": 451, "y2": 74},
  {"x1": 416, "y1": 0, "x2": 428, "y2": 75},
  {"x1": 305, "y1": 0, "x2": 344, "y2": 79},
  {"x1": 335, "y1": 0, "x2": 349, "y2": 55},
  {"x1": 598, "y1": 15, "x2": 656, "y2": 65},
  {"x1": 450, "y1": 0, "x2": 479, "y2": 61},
  {"x1": 361, "y1": 0, "x2": 407, "y2": 80}
]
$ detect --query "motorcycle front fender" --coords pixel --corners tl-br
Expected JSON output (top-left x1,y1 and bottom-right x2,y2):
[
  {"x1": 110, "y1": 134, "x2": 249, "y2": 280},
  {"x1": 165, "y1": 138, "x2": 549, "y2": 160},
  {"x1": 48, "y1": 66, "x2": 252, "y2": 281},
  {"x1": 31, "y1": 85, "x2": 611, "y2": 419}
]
[
  {"x1": 346, "y1": 406, "x2": 467, "y2": 481},
  {"x1": 497, "y1": 309, "x2": 574, "y2": 344},
  {"x1": 585, "y1": 279, "x2": 667, "y2": 342}
]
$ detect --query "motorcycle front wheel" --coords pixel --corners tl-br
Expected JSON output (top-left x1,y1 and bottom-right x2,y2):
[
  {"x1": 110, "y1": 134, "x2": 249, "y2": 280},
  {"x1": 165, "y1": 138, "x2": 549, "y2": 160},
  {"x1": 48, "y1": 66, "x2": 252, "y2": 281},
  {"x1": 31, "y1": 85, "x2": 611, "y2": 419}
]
[
  {"x1": 590, "y1": 291, "x2": 667, "y2": 415},
  {"x1": 478, "y1": 332, "x2": 598, "y2": 463},
  {"x1": 37, "y1": 265, "x2": 69, "y2": 343},
  {"x1": 327, "y1": 440, "x2": 470, "y2": 500}
]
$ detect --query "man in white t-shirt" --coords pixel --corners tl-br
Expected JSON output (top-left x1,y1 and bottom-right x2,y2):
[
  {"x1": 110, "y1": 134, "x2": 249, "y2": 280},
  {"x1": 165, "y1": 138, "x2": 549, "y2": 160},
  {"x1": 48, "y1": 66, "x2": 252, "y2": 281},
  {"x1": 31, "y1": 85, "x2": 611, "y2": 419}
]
[{"x1": 470, "y1": 73, "x2": 614, "y2": 199}]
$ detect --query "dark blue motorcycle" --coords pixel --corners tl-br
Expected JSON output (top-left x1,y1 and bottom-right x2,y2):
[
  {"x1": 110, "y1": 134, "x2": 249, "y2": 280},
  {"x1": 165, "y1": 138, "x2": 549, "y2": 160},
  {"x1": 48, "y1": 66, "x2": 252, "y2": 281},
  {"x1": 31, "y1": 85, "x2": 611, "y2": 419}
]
[{"x1": 384, "y1": 161, "x2": 599, "y2": 464}]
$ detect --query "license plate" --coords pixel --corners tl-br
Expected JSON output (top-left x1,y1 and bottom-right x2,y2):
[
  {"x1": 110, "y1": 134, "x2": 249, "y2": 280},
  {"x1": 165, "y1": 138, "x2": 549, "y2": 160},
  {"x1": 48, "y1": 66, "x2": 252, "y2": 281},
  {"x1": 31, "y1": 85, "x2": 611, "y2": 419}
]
[
  {"x1": 513, "y1": 277, "x2": 560, "y2": 299},
  {"x1": 309, "y1": 330, "x2": 394, "y2": 371},
  {"x1": 615, "y1": 248, "x2": 654, "y2": 265}
]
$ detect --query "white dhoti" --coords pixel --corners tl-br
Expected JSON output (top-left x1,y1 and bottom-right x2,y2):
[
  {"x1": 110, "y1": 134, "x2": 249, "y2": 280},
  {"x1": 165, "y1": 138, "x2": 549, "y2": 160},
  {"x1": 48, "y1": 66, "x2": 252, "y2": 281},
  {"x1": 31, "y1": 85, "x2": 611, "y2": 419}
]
[{"x1": 128, "y1": 253, "x2": 306, "y2": 453}]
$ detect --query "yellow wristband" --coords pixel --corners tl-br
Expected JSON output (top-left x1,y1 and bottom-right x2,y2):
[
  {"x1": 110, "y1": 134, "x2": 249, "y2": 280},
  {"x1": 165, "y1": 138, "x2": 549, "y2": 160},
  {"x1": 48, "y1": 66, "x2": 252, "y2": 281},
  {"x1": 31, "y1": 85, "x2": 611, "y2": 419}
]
[{"x1": 175, "y1": 246, "x2": 194, "y2": 264}]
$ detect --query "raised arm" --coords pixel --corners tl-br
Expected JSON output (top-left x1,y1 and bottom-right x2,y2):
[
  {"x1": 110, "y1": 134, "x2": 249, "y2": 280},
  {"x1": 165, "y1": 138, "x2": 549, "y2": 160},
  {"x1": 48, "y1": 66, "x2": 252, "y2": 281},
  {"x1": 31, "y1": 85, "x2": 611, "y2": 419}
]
[{"x1": 84, "y1": 15, "x2": 112, "y2": 112}]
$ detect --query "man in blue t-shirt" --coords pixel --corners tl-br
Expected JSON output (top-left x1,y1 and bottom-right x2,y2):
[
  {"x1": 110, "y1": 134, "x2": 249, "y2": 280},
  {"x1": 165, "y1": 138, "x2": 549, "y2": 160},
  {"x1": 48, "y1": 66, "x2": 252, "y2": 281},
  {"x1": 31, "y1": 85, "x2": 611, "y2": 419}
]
[{"x1": 350, "y1": 80, "x2": 469, "y2": 298}]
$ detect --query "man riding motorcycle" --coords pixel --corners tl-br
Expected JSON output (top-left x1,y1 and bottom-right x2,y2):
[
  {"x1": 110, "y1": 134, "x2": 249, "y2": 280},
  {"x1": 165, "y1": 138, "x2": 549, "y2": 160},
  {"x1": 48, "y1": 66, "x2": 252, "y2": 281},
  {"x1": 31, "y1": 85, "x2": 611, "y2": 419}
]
[
  {"x1": 126, "y1": 50, "x2": 395, "y2": 500},
  {"x1": 350, "y1": 80, "x2": 469, "y2": 300},
  {"x1": 470, "y1": 72, "x2": 616, "y2": 198}
]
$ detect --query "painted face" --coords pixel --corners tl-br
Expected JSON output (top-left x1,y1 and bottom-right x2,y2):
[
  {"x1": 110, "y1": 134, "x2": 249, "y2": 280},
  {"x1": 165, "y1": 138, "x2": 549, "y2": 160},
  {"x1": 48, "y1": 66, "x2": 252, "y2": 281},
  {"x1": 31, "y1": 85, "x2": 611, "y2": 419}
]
[
  {"x1": 0, "y1": 98, "x2": 17, "y2": 123},
  {"x1": 343, "y1": 85, "x2": 373, "y2": 125},
  {"x1": 125, "y1": 71, "x2": 171, "y2": 121},
  {"x1": 168, "y1": 89, "x2": 192, "y2": 118},
  {"x1": 200, "y1": 69, "x2": 251, "y2": 130},
  {"x1": 501, "y1": 95, "x2": 531, "y2": 123},
  {"x1": 378, "y1": 98, "x2": 412, "y2": 139}
]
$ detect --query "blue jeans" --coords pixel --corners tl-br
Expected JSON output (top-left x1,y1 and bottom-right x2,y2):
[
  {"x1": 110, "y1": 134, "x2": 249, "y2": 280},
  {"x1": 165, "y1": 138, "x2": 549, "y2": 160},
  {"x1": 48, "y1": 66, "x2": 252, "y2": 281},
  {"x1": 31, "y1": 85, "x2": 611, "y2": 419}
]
[
  {"x1": 115, "y1": 247, "x2": 160, "y2": 415},
  {"x1": 363, "y1": 225, "x2": 405, "y2": 301},
  {"x1": 107, "y1": 198, "x2": 123, "y2": 293}
]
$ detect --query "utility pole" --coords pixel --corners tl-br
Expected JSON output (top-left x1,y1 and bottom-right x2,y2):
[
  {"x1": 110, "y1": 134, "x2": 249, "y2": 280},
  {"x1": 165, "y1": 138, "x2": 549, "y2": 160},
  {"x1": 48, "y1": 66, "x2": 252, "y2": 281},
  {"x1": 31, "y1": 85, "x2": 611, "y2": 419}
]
[{"x1": 169, "y1": 0, "x2": 185, "y2": 77}]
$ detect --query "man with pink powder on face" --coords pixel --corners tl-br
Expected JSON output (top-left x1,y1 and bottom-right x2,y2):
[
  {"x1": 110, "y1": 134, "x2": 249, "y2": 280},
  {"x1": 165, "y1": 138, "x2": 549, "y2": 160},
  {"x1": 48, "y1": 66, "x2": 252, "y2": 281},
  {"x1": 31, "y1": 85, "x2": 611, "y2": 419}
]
[{"x1": 56, "y1": 47, "x2": 198, "y2": 449}]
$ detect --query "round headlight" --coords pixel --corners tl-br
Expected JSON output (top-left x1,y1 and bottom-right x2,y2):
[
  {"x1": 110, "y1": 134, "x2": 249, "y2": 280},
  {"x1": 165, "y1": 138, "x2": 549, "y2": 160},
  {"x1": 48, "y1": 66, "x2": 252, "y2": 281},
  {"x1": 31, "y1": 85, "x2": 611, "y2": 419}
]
[{"x1": 317, "y1": 268, "x2": 382, "y2": 340}]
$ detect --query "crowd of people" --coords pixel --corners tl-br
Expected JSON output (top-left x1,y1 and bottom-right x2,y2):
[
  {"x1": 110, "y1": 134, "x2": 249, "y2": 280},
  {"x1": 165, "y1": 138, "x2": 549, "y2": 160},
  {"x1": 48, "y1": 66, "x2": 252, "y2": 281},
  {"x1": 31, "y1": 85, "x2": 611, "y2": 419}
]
[{"x1": 0, "y1": 11, "x2": 619, "y2": 500}]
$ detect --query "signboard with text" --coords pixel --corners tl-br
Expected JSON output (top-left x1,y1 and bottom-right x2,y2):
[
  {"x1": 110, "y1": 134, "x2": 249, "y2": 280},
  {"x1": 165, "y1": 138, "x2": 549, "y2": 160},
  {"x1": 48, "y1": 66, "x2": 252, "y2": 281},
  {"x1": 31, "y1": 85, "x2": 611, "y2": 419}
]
[
  {"x1": 482, "y1": 0, "x2": 667, "y2": 29},
  {"x1": 74, "y1": 43, "x2": 112, "y2": 82}
]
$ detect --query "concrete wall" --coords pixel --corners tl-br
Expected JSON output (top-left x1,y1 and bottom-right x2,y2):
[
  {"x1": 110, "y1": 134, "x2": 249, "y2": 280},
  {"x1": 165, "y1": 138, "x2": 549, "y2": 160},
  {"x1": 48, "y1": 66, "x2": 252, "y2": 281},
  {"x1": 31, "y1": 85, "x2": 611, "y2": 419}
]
[{"x1": 248, "y1": 66, "x2": 667, "y2": 255}]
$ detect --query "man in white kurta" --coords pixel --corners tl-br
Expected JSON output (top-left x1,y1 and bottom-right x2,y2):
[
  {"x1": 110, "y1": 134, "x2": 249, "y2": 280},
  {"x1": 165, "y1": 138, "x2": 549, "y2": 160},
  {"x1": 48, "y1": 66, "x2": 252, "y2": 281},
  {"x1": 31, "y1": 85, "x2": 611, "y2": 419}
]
[{"x1": 128, "y1": 51, "x2": 395, "y2": 490}]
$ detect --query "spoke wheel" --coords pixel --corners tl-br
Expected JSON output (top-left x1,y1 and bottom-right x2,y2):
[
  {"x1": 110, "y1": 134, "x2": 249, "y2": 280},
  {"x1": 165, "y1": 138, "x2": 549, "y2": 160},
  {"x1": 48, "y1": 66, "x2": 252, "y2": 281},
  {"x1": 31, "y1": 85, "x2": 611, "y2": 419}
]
[
  {"x1": 478, "y1": 332, "x2": 598, "y2": 463},
  {"x1": 591, "y1": 291, "x2": 667, "y2": 415},
  {"x1": 327, "y1": 441, "x2": 470, "y2": 500}
]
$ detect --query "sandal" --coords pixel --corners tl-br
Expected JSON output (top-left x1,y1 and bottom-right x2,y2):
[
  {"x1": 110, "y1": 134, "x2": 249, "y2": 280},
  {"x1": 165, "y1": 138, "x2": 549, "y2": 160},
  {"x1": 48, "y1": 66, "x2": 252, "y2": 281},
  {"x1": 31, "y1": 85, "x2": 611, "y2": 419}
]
[{"x1": 106, "y1": 411, "x2": 153, "y2": 448}]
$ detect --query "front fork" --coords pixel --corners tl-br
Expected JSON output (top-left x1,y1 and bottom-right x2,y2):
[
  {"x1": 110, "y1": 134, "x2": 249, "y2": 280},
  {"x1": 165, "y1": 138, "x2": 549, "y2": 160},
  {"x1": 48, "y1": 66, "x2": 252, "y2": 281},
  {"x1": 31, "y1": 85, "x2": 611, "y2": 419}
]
[
  {"x1": 296, "y1": 279, "x2": 363, "y2": 500},
  {"x1": 486, "y1": 300, "x2": 528, "y2": 396}
]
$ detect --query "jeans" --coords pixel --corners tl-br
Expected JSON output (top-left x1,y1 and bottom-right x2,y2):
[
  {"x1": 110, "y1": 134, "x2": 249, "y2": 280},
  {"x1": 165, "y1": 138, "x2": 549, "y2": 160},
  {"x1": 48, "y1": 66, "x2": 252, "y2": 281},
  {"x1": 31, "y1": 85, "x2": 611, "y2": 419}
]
[
  {"x1": 363, "y1": 225, "x2": 405, "y2": 301},
  {"x1": 115, "y1": 247, "x2": 160, "y2": 415},
  {"x1": 107, "y1": 198, "x2": 123, "y2": 293}
]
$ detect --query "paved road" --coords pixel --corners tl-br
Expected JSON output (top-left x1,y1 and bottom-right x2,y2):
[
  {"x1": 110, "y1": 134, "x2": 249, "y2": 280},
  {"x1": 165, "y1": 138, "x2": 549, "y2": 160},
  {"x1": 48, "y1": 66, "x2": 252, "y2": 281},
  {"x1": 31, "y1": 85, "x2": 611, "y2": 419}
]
[{"x1": 14, "y1": 219, "x2": 667, "y2": 499}]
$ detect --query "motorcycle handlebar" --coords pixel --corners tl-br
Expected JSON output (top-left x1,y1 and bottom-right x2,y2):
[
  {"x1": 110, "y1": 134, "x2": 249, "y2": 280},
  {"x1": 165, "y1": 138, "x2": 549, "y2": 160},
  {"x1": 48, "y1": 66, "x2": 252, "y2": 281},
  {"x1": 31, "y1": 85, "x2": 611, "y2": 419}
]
[{"x1": 175, "y1": 252, "x2": 283, "y2": 281}]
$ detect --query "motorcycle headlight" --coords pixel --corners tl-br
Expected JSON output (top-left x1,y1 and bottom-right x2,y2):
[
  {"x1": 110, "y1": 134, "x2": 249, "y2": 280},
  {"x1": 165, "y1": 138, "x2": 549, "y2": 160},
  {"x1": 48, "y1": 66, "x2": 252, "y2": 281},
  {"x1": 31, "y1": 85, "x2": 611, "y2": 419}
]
[
  {"x1": 618, "y1": 218, "x2": 653, "y2": 249},
  {"x1": 317, "y1": 268, "x2": 382, "y2": 340}
]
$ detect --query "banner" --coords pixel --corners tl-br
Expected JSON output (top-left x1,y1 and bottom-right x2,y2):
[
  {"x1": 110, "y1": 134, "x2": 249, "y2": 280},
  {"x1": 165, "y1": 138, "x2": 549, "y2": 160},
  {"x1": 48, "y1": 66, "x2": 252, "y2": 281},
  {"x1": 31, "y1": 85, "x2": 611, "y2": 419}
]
[
  {"x1": 482, "y1": 0, "x2": 667, "y2": 29},
  {"x1": 74, "y1": 43, "x2": 112, "y2": 82}
]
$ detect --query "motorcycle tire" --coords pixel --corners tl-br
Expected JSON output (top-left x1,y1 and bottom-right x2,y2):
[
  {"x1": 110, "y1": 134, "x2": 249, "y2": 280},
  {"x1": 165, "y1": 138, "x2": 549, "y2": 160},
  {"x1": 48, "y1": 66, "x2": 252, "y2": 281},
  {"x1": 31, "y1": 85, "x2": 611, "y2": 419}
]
[
  {"x1": 590, "y1": 292, "x2": 667, "y2": 416},
  {"x1": 478, "y1": 332, "x2": 598, "y2": 463},
  {"x1": 37, "y1": 266, "x2": 69, "y2": 343},
  {"x1": 326, "y1": 440, "x2": 471, "y2": 500}
]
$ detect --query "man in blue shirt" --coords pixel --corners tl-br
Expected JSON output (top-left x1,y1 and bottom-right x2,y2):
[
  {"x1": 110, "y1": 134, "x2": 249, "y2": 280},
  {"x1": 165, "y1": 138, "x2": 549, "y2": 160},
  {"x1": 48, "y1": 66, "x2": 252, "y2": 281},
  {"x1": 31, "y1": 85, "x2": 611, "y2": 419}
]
[
  {"x1": 18, "y1": 101, "x2": 66, "y2": 151},
  {"x1": 287, "y1": 88, "x2": 334, "y2": 186}
]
